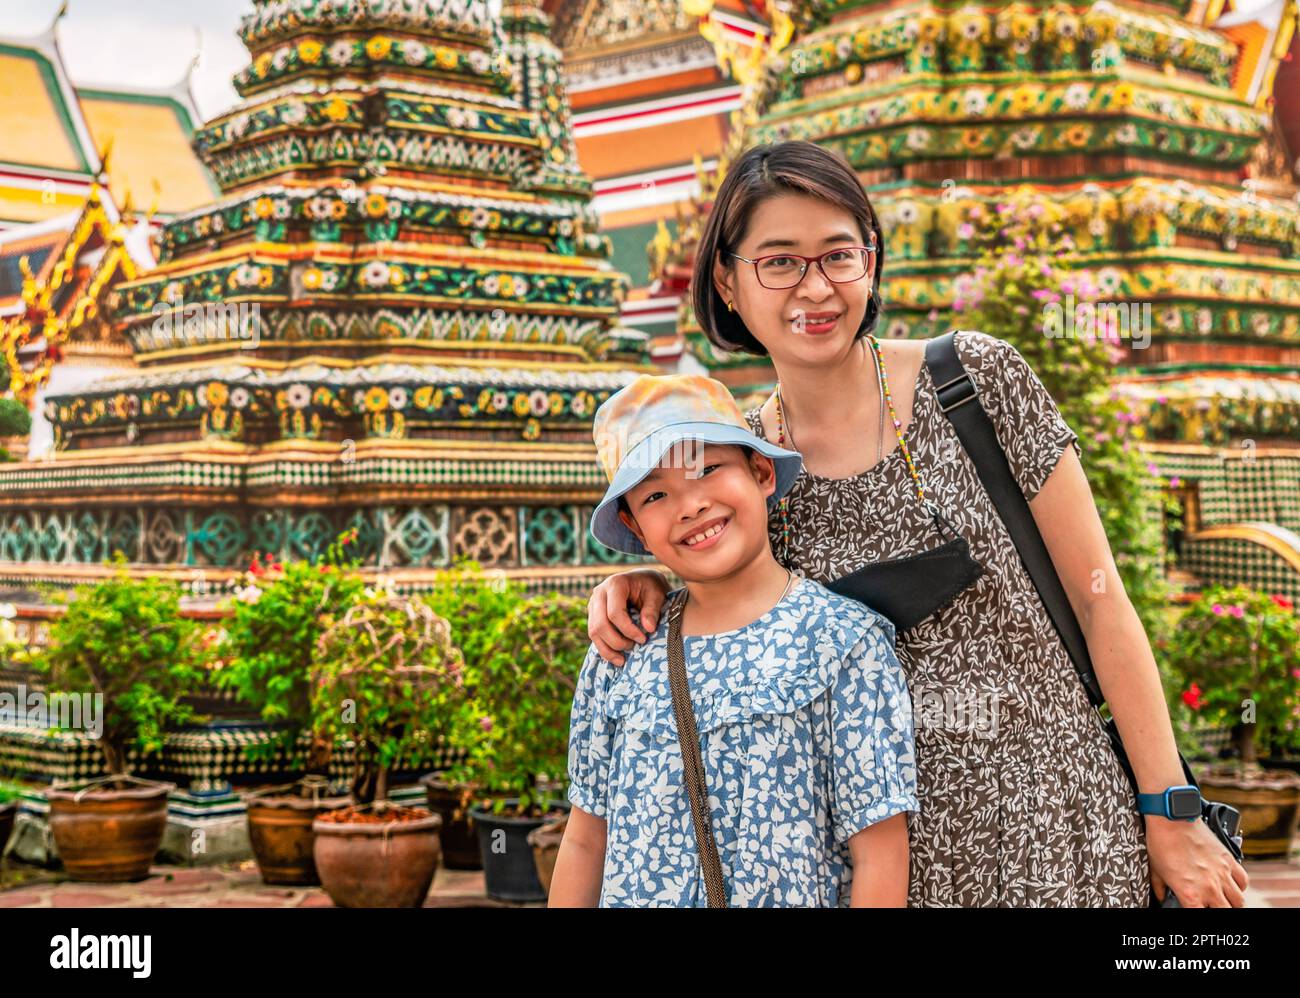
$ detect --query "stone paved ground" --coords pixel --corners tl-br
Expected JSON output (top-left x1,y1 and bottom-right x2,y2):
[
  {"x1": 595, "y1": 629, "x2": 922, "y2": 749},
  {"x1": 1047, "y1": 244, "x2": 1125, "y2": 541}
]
[
  {"x1": 0, "y1": 860, "x2": 541, "y2": 908},
  {"x1": 0, "y1": 852, "x2": 1295, "y2": 907}
]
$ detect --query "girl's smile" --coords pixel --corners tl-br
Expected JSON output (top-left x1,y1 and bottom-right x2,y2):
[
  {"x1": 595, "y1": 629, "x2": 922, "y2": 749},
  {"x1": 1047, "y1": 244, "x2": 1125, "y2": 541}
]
[{"x1": 678, "y1": 515, "x2": 731, "y2": 550}]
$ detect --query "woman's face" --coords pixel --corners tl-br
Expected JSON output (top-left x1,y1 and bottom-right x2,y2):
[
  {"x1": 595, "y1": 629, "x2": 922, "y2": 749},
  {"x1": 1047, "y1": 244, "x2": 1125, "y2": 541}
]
[{"x1": 712, "y1": 192, "x2": 874, "y2": 368}]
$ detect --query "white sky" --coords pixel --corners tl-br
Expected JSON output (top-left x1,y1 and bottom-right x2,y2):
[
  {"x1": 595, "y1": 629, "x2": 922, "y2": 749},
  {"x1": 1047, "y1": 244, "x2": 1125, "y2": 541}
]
[{"x1": 3, "y1": 0, "x2": 505, "y2": 123}]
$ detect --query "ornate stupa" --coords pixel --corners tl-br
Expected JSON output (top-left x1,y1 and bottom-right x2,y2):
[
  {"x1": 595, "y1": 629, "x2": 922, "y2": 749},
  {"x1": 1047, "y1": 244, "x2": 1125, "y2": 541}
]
[
  {"x1": 547, "y1": 0, "x2": 769, "y2": 358},
  {"x1": 0, "y1": 0, "x2": 651, "y2": 606},
  {"x1": 656, "y1": 0, "x2": 1300, "y2": 601}
]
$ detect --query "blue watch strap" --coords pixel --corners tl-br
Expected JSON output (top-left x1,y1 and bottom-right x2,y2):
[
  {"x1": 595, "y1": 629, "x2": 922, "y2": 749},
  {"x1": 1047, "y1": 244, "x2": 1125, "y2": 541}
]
[{"x1": 1137, "y1": 786, "x2": 1201, "y2": 820}]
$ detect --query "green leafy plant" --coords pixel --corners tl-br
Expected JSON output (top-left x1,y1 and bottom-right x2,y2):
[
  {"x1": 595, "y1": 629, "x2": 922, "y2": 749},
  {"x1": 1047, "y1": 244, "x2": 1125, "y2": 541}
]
[
  {"x1": 955, "y1": 191, "x2": 1170, "y2": 646},
  {"x1": 311, "y1": 591, "x2": 465, "y2": 805},
  {"x1": 1164, "y1": 586, "x2": 1300, "y2": 767},
  {"x1": 449, "y1": 593, "x2": 588, "y2": 817},
  {"x1": 0, "y1": 397, "x2": 31, "y2": 462},
  {"x1": 35, "y1": 556, "x2": 208, "y2": 777},
  {"x1": 420, "y1": 559, "x2": 526, "y2": 770},
  {"x1": 213, "y1": 529, "x2": 367, "y2": 773}
]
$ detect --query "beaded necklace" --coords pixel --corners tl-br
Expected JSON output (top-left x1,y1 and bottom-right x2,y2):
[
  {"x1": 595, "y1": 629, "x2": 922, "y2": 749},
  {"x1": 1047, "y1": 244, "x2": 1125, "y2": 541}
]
[{"x1": 772, "y1": 333, "x2": 928, "y2": 562}]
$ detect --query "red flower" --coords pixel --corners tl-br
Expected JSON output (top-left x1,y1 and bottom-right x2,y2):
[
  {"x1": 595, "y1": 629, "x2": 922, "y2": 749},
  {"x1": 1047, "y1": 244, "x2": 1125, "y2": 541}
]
[
  {"x1": 1271, "y1": 594, "x2": 1294, "y2": 612},
  {"x1": 1182, "y1": 683, "x2": 1203, "y2": 711}
]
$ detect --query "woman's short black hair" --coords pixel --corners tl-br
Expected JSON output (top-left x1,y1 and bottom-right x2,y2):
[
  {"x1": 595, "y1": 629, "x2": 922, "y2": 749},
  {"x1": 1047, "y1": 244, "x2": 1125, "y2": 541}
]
[{"x1": 690, "y1": 140, "x2": 885, "y2": 357}]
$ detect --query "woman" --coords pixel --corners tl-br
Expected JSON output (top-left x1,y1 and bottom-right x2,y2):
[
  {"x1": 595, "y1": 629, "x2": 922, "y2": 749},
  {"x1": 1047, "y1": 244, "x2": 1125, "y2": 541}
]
[{"x1": 586, "y1": 140, "x2": 1249, "y2": 908}]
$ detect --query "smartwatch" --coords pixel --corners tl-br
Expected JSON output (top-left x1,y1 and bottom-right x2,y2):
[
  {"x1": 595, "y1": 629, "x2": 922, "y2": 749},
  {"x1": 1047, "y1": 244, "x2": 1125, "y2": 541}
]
[{"x1": 1136, "y1": 785, "x2": 1202, "y2": 821}]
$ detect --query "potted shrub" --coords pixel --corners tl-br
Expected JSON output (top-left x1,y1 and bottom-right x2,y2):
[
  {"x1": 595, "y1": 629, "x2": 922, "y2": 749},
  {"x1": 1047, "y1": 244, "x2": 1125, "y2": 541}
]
[
  {"x1": 35, "y1": 559, "x2": 207, "y2": 881},
  {"x1": 214, "y1": 530, "x2": 365, "y2": 884},
  {"x1": 419, "y1": 559, "x2": 525, "y2": 869},
  {"x1": 449, "y1": 593, "x2": 586, "y2": 902},
  {"x1": 1166, "y1": 586, "x2": 1300, "y2": 857},
  {"x1": 310, "y1": 590, "x2": 465, "y2": 907}
]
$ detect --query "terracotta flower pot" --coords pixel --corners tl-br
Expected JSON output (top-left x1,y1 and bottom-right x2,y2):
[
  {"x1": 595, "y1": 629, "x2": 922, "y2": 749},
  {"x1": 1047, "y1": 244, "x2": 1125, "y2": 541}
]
[
  {"x1": 527, "y1": 812, "x2": 568, "y2": 898},
  {"x1": 0, "y1": 799, "x2": 15, "y2": 856},
  {"x1": 313, "y1": 806, "x2": 443, "y2": 908},
  {"x1": 1200, "y1": 765, "x2": 1300, "y2": 859},
  {"x1": 470, "y1": 799, "x2": 570, "y2": 903},
  {"x1": 245, "y1": 789, "x2": 351, "y2": 885},
  {"x1": 46, "y1": 778, "x2": 174, "y2": 882}
]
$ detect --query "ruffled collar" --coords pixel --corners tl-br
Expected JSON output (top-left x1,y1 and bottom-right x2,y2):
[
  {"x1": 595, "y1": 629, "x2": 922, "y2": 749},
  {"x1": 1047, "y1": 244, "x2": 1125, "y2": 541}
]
[{"x1": 606, "y1": 580, "x2": 891, "y2": 738}]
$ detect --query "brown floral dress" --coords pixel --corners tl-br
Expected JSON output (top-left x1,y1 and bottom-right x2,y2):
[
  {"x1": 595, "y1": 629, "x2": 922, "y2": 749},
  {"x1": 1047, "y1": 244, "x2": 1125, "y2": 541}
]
[{"x1": 744, "y1": 330, "x2": 1150, "y2": 907}]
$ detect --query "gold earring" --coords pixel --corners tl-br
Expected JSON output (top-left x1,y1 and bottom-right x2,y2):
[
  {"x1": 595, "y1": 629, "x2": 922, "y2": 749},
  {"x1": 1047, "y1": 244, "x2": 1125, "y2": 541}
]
[{"x1": 727, "y1": 300, "x2": 734, "y2": 312}]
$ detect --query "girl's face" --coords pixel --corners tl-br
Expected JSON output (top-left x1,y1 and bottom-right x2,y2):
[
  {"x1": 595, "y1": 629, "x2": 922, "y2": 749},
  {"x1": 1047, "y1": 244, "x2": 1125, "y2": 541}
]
[
  {"x1": 617, "y1": 443, "x2": 777, "y2": 582},
  {"x1": 712, "y1": 192, "x2": 874, "y2": 367}
]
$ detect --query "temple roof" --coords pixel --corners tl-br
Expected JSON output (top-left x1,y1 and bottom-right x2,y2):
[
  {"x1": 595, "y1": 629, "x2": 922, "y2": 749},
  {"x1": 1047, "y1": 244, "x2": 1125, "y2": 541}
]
[
  {"x1": 75, "y1": 85, "x2": 218, "y2": 217},
  {"x1": 0, "y1": 13, "x2": 215, "y2": 229}
]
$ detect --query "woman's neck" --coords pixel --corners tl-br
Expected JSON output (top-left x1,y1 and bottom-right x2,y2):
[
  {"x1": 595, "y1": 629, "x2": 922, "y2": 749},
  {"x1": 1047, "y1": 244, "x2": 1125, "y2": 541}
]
[
  {"x1": 679, "y1": 553, "x2": 794, "y2": 636},
  {"x1": 773, "y1": 337, "x2": 876, "y2": 435}
]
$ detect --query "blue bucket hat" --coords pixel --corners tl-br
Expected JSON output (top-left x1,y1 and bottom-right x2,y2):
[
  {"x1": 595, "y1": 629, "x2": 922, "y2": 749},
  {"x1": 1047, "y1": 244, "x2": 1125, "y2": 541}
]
[{"x1": 590, "y1": 374, "x2": 802, "y2": 556}]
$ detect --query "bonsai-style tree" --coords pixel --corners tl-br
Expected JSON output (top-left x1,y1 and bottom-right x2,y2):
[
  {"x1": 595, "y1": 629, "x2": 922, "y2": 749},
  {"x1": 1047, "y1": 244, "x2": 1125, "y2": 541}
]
[
  {"x1": 1165, "y1": 586, "x2": 1300, "y2": 768},
  {"x1": 311, "y1": 592, "x2": 465, "y2": 806},
  {"x1": 36, "y1": 557, "x2": 208, "y2": 778},
  {"x1": 213, "y1": 529, "x2": 367, "y2": 775},
  {"x1": 450, "y1": 593, "x2": 589, "y2": 817}
]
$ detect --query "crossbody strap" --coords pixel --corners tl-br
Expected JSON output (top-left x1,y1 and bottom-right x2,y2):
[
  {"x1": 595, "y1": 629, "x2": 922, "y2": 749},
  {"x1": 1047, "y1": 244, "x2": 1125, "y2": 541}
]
[
  {"x1": 666, "y1": 591, "x2": 728, "y2": 908},
  {"x1": 924, "y1": 330, "x2": 1105, "y2": 707}
]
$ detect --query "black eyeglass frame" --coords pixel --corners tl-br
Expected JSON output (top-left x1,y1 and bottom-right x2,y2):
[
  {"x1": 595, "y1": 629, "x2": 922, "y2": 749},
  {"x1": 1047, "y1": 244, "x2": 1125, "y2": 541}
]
[{"x1": 729, "y1": 243, "x2": 878, "y2": 290}]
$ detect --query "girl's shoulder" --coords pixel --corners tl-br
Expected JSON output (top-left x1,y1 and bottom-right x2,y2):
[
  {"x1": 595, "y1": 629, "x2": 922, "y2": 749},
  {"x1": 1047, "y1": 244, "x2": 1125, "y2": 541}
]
[{"x1": 793, "y1": 578, "x2": 896, "y2": 648}]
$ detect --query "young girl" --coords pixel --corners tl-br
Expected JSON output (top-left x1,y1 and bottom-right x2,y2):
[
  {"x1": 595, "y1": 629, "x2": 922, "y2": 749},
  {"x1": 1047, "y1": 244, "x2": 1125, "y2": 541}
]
[{"x1": 549, "y1": 373, "x2": 918, "y2": 907}]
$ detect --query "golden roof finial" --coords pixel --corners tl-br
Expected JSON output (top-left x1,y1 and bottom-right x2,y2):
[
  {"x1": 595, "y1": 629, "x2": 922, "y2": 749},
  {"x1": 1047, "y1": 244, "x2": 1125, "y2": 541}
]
[
  {"x1": 147, "y1": 178, "x2": 162, "y2": 221},
  {"x1": 97, "y1": 136, "x2": 115, "y2": 181}
]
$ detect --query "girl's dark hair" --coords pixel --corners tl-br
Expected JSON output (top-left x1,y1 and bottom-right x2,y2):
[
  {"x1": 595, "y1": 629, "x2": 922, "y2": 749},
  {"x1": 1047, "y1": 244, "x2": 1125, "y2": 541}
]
[{"x1": 690, "y1": 140, "x2": 885, "y2": 357}]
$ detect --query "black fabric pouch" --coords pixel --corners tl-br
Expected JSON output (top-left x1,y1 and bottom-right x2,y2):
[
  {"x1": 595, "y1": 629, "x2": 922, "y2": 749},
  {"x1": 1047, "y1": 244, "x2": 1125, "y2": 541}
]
[{"x1": 823, "y1": 505, "x2": 984, "y2": 633}]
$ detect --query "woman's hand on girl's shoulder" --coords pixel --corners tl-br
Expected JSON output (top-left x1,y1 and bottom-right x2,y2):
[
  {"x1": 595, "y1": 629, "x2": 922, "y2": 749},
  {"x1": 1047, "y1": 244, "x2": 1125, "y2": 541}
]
[{"x1": 587, "y1": 569, "x2": 670, "y2": 666}]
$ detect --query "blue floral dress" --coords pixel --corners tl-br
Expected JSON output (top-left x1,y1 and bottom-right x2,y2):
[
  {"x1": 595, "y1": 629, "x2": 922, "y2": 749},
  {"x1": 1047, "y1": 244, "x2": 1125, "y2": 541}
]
[{"x1": 566, "y1": 576, "x2": 919, "y2": 907}]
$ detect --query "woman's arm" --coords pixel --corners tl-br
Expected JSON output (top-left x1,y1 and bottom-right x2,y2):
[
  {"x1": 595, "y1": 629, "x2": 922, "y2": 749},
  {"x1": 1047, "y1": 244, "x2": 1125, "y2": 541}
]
[
  {"x1": 587, "y1": 568, "x2": 671, "y2": 666},
  {"x1": 1030, "y1": 445, "x2": 1248, "y2": 907},
  {"x1": 548, "y1": 807, "x2": 608, "y2": 907},
  {"x1": 847, "y1": 813, "x2": 909, "y2": 907}
]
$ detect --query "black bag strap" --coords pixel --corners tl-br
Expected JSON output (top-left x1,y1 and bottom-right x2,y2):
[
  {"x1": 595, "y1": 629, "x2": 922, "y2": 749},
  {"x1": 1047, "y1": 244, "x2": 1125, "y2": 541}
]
[
  {"x1": 923, "y1": 331, "x2": 1205, "y2": 793},
  {"x1": 923, "y1": 331, "x2": 1246, "y2": 880},
  {"x1": 923, "y1": 330, "x2": 1104, "y2": 706}
]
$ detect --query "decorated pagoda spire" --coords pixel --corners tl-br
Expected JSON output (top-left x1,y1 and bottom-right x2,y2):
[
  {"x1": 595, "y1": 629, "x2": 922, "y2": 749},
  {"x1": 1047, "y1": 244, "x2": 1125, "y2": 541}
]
[
  {"x1": 660, "y1": 0, "x2": 1300, "y2": 600},
  {"x1": 0, "y1": 0, "x2": 648, "y2": 602},
  {"x1": 501, "y1": 1, "x2": 596, "y2": 205}
]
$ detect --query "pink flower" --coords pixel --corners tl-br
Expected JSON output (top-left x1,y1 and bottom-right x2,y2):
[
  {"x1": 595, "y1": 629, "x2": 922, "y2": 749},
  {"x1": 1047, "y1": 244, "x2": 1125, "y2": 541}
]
[
  {"x1": 1169, "y1": 476, "x2": 1181, "y2": 488},
  {"x1": 957, "y1": 222, "x2": 974, "y2": 239},
  {"x1": 479, "y1": 715, "x2": 493, "y2": 733},
  {"x1": 1211, "y1": 604, "x2": 1224, "y2": 615},
  {"x1": 1229, "y1": 605, "x2": 1244, "y2": 618}
]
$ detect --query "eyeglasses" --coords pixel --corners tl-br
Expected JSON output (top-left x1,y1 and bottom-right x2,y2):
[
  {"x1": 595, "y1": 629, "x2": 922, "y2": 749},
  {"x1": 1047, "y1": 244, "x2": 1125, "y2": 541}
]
[{"x1": 730, "y1": 244, "x2": 876, "y2": 290}]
